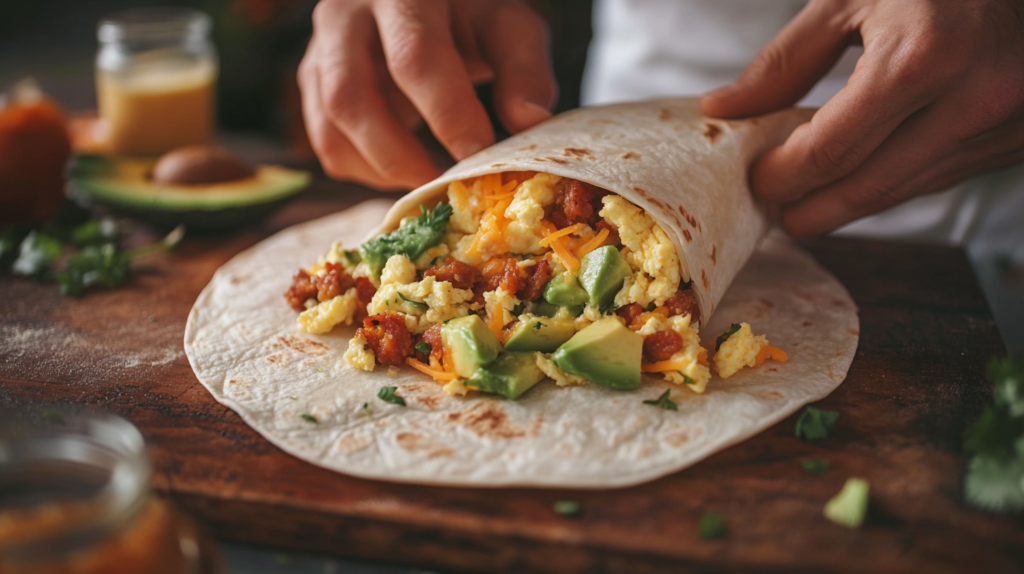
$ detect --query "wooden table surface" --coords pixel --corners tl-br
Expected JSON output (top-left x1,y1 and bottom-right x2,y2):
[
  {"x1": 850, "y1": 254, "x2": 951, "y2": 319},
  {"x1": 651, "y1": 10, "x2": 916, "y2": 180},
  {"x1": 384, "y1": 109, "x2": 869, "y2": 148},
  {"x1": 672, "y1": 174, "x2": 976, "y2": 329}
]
[{"x1": 2, "y1": 177, "x2": 1022, "y2": 574}]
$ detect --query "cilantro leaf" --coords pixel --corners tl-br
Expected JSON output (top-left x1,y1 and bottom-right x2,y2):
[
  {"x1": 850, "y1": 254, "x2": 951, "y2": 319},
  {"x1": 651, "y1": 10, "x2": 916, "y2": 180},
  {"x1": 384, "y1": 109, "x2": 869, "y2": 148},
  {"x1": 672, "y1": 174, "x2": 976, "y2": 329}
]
[
  {"x1": 715, "y1": 323, "x2": 741, "y2": 351},
  {"x1": 299, "y1": 412, "x2": 318, "y2": 423},
  {"x1": 990, "y1": 357, "x2": 1024, "y2": 417},
  {"x1": 57, "y1": 243, "x2": 132, "y2": 296},
  {"x1": 642, "y1": 390, "x2": 678, "y2": 411},
  {"x1": 795, "y1": 406, "x2": 840, "y2": 441},
  {"x1": 553, "y1": 501, "x2": 580, "y2": 517},
  {"x1": 683, "y1": 375, "x2": 695, "y2": 385},
  {"x1": 12, "y1": 231, "x2": 62, "y2": 277},
  {"x1": 359, "y1": 202, "x2": 453, "y2": 280},
  {"x1": 399, "y1": 293, "x2": 428, "y2": 310},
  {"x1": 415, "y1": 342, "x2": 432, "y2": 355},
  {"x1": 377, "y1": 386, "x2": 406, "y2": 406},
  {"x1": 800, "y1": 458, "x2": 830, "y2": 474},
  {"x1": 70, "y1": 218, "x2": 118, "y2": 246},
  {"x1": 0, "y1": 227, "x2": 31, "y2": 268},
  {"x1": 698, "y1": 512, "x2": 728, "y2": 539},
  {"x1": 963, "y1": 357, "x2": 1024, "y2": 513},
  {"x1": 964, "y1": 454, "x2": 1024, "y2": 512},
  {"x1": 362, "y1": 402, "x2": 372, "y2": 418}
]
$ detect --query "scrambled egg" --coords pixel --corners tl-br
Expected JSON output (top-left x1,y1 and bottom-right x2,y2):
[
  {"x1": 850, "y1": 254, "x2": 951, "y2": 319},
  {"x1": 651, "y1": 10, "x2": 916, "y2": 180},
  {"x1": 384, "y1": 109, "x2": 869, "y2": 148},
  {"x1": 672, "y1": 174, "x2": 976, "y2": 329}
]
[
  {"x1": 503, "y1": 172, "x2": 561, "y2": 254},
  {"x1": 380, "y1": 254, "x2": 417, "y2": 286},
  {"x1": 443, "y1": 379, "x2": 470, "y2": 396},
  {"x1": 637, "y1": 313, "x2": 711, "y2": 393},
  {"x1": 344, "y1": 333, "x2": 376, "y2": 371},
  {"x1": 600, "y1": 195, "x2": 680, "y2": 307},
  {"x1": 484, "y1": 286, "x2": 520, "y2": 329},
  {"x1": 368, "y1": 276, "x2": 475, "y2": 333},
  {"x1": 535, "y1": 353, "x2": 587, "y2": 387},
  {"x1": 297, "y1": 288, "x2": 359, "y2": 334},
  {"x1": 714, "y1": 322, "x2": 769, "y2": 379}
]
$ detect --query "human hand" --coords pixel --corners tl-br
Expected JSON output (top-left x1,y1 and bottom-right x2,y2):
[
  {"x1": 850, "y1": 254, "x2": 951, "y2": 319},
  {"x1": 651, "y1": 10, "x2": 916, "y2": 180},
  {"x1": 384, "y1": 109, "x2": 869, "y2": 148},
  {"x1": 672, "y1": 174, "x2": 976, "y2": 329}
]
[
  {"x1": 299, "y1": 0, "x2": 557, "y2": 190},
  {"x1": 700, "y1": 0, "x2": 1024, "y2": 237}
]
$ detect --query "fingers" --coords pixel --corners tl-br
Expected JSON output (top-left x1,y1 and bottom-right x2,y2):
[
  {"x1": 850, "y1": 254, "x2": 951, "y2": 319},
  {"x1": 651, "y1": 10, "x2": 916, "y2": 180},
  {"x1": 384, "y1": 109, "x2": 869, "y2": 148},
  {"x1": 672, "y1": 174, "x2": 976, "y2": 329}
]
[
  {"x1": 375, "y1": 0, "x2": 495, "y2": 160},
  {"x1": 478, "y1": 4, "x2": 557, "y2": 133},
  {"x1": 314, "y1": 3, "x2": 441, "y2": 187},
  {"x1": 299, "y1": 37, "x2": 412, "y2": 191},
  {"x1": 700, "y1": 0, "x2": 856, "y2": 119}
]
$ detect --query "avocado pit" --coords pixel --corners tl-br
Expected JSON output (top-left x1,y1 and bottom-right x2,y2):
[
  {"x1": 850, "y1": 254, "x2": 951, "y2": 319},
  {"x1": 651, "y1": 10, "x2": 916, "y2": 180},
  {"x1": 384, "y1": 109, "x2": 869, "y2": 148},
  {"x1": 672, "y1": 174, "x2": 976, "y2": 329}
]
[{"x1": 152, "y1": 145, "x2": 256, "y2": 186}]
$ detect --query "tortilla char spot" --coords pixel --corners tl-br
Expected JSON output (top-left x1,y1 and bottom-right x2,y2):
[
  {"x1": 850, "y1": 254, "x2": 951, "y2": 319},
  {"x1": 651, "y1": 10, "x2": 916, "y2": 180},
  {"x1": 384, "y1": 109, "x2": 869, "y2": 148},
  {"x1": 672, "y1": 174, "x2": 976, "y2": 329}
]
[
  {"x1": 395, "y1": 432, "x2": 454, "y2": 458},
  {"x1": 230, "y1": 274, "x2": 252, "y2": 285},
  {"x1": 676, "y1": 205, "x2": 698, "y2": 229},
  {"x1": 803, "y1": 320, "x2": 813, "y2": 327},
  {"x1": 793, "y1": 289, "x2": 814, "y2": 302},
  {"x1": 828, "y1": 365, "x2": 836, "y2": 379},
  {"x1": 701, "y1": 269, "x2": 710, "y2": 291},
  {"x1": 847, "y1": 328, "x2": 860, "y2": 337},
  {"x1": 278, "y1": 335, "x2": 329, "y2": 356},
  {"x1": 562, "y1": 147, "x2": 591, "y2": 158},
  {"x1": 832, "y1": 298, "x2": 848, "y2": 308},
  {"x1": 682, "y1": 229, "x2": 692, "y2": 242},
  {"x1": 703, "y1": 122, "x2": 723, "y2": 143},
  {"x1": 518, "y1": 144, "x2": 537, "y2": 152},
  {"x1": 766, "y1": 367, "x2": 779, "y2": 373},
  {"x1": 665, "y1": 432, "x2": 689, "y2": 447},
  {"x1": 748, "y1": 389, "x2": 784, "y2": 400},
  {"x1": 227, "y1": 379, "x2": 250, "y2": 388},
  {"x1": 710, "y1": 245, "x2": 717, "y2": 265},
  {"x1": 658, "y1": 108, "x2": 672, "y2": 121},
  {"x1": 622, "y1": 152, "x2": 641, "y2": 160},
  {"x1": 630, "y1": 186, "x2": 650, "y2": 200},
  {"x1": 265, "y1": 352, "x2": 290, "y2": 366},
  {"x1": 445, "y1": 402, "x2": 531, "y2": 439},
  {"x1": 335, "y1": 432, "x2": 371, "y2": 454},
  {"x1": 490, "y1": 163, "x2": 507, "y2": 168}
]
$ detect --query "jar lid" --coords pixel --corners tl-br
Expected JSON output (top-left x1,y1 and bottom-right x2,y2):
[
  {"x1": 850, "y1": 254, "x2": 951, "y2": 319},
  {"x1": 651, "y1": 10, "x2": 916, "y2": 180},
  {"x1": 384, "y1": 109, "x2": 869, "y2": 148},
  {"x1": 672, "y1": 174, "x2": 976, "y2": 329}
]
[{"x1": 98, "y1": 7, "x2": 211, "y2": 44}]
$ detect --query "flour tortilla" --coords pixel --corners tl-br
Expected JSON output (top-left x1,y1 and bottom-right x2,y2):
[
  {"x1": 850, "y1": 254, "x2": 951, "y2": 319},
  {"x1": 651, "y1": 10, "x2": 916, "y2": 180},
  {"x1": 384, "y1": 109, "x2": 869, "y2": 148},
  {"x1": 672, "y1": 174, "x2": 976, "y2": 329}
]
[{"x1": 184, "y1": 98, "x2": 859, "y2": 487}]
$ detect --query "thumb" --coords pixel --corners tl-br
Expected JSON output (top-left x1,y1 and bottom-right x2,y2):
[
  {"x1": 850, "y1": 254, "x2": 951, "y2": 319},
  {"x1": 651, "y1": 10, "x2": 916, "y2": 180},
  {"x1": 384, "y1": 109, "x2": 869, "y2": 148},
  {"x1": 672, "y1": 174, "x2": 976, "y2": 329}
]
[
  {"x1": 479, "y1": 7, "x2": 558, "y2": 132},
  {"x1": 701, "y1": 0, "x2": 856, "y2": 119}
]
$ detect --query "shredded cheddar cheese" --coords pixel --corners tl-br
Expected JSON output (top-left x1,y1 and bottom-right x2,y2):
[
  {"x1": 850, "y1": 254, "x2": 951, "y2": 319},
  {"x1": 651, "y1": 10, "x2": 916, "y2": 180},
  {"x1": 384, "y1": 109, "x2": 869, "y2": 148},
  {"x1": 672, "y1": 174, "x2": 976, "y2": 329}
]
[
  {"x1": 539, "y1": 223, "x2": 584, "y2": 247},
  {"x1": 755, "y1": 344, "x2": 788, "y2": 365},
  {"x1": 574, "y1": 228, "x2": 610, "y2": 259},
  {"x1": 406, "y1": 357, "x2": 459, "y2": 381}
]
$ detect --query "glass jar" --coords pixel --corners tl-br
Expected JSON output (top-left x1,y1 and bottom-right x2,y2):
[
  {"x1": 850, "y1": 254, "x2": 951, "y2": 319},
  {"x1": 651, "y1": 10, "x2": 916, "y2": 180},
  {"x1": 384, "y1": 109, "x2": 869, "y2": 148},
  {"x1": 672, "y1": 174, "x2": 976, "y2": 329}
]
[
  {"x1": 96, "y1": 8, "x2": 217, "y2": 156},
  {"x1": 0, "y1": 414, "x2": 211, "y2": 574}
]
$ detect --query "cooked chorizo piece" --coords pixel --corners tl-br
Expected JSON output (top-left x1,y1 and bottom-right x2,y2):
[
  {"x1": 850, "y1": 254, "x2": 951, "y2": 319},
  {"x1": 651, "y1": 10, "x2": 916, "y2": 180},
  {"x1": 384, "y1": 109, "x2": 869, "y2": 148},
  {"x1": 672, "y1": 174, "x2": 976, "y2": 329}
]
[
  {"x1": 354, "y1": 276, "x2": 377, "y2": 319},
  {"x1": 642, "y1": 330, "x2": 684, "y2": 363},
  {"x1": 517, "y1": 259, "x2": 552, "y2": 301},
  {"x1": 415, "y1": 322, "x2": 444, "y2": 362},
  {"x1": 284, "y1": 270, "x2": 318, "y2": 311},
  {"x1": 617, "y1": 303, "x2": 645, "y2": 329},
  {"x1": 595, "y1": 219, "x2": 622, "y2": 248},
  {"x1": 315, "y1": 262, "x2": 355, "y2": 302},
  {"x1": 473, "y1": 257, "x2": 523, "y2": 304},
  {"x1": 423, "y1": 256, "x2": 479, "y2": 289},
  {"x1": 357, "y1": 311, "x2": 414, "y2": 366},
  {"x1": 662, "y1": 288, "x2": 700, "y2": 323}
]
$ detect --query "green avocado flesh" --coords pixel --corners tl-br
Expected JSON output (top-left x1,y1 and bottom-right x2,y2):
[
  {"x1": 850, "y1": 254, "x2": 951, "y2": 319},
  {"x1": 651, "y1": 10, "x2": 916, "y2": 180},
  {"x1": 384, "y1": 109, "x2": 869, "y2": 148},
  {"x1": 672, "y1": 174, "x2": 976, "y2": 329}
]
[
  {"x1": 543, "y1": 274, "x2": 589, "y2": 307},
  {"x1": 68, "y1": 154, "x2": 310, "y2": 229},
  {"x1": 468, "y1": 352, "x2": 545, "y2": 400},
  {"x1": 552, "y1": 317, "x2": 642, "y2": 389},
  {"x1": 441, "y1": 315, "x2": 502, "y2": 378},
  {"x1": 531, "y1": 301, "x2": 583, "y2": 318},
  {"x1": 578, "y1": 246, "x2": 632, "y2": 309},
  {"x1": 503, "y1": 315, "x2": 576, "y2": 353}
]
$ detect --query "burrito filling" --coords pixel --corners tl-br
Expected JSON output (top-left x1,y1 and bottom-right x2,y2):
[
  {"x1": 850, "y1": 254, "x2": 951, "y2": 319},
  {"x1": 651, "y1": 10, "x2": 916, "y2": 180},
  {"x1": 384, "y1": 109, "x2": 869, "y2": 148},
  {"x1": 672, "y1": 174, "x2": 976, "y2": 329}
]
[{"x1": 285, "y1": 172, "x2": 786, "y2": 398}]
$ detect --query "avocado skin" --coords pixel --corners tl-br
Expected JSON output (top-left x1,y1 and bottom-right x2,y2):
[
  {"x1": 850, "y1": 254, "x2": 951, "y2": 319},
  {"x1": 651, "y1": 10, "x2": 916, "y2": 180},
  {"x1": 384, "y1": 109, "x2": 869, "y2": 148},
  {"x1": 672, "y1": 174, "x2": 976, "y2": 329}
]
[
  {"x1": 542, "y1": 274, "x2": 589, "y2": 307},
  {"x1": 442, "y1": 315, "x2": 502, "y2": 379},
  {"x1": 468, "y1": 352, "x2": 545, "y2": 400},
  {"x1": 552, "y1": 317, "x2": 642, "y2": 389},
  {"x1": 67, "y1": 154, "x2": 310, "y2": 231},
  {"x1": 578, "y1": 246, "x2": 632, "y2": 309},
  {"x1": 503, "y1": 315, "x2": 576, "y2": 353}
]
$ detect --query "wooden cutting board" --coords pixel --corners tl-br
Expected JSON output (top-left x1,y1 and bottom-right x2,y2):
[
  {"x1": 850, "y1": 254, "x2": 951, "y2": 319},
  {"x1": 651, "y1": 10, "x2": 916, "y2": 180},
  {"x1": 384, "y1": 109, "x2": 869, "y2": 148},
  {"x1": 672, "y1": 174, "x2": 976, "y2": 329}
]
[{"x1": 2, "y1": 181, "x2": 1021, "y2": 573}]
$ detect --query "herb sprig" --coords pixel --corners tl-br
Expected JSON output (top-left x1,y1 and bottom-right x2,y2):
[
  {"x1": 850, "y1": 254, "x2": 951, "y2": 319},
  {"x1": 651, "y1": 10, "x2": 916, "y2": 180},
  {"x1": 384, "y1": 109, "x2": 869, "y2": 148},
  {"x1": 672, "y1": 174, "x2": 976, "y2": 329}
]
[
  {"x1": 377, "y1": 386, "x2": 406, "y2": 406},
  {"x1": 643, "y1": 390, "x2": 678, "y2": 411},
  {"x1": 963, "y1": 357, "x2": 1024, "y2": 512},
  {"x1": 795, "y1": 406, "x2": 840, "y2": 441}
]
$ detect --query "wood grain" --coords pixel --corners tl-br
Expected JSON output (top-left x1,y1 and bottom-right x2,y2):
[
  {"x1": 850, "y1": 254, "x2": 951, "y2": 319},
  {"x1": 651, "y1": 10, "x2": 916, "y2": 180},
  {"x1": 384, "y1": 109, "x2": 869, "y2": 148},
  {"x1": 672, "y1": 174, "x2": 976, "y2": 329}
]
[{"x1": 2, "y1": 181, "x2": 1022, "y2": 573}]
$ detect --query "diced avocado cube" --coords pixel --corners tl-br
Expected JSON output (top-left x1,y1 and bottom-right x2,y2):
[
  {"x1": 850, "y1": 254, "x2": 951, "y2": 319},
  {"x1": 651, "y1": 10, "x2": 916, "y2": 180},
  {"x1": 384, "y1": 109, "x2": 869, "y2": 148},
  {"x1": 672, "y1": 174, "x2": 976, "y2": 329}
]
[
  {"x1": 441, "y1": 315, "x2": 502, "y2": 378},
  {"x1": 504, "y1": 315, "x2": 577, "y2": 353},
  {"x1": 543, "y1": 274, "x2": 589, "y2": 307},
  {"x1": 552, "y1": 317, "x2": 642, "y2": 389},
  {"x1": 531, "y1": 300, "x2": 584, "y2": 318},
  {"x1": 578, "y1": 246, "x2": 632, "y2": 309},
  {"x1": 823, "y1": 478, "x2": 870, "y2": 528},
  {"x1": 468, "y1": 352, "x2": 546, "y2": 400}
]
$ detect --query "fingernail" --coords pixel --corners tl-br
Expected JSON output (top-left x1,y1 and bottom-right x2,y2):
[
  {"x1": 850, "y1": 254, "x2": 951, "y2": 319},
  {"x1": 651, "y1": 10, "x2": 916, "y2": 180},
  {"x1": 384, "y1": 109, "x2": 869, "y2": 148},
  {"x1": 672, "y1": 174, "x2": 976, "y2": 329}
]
[
  {"x1": 511, "y1": 100, "x2": 552, "y2": 130},
  {"x1": 451, "y1": 138, "x2": 489, "y2": 161}
]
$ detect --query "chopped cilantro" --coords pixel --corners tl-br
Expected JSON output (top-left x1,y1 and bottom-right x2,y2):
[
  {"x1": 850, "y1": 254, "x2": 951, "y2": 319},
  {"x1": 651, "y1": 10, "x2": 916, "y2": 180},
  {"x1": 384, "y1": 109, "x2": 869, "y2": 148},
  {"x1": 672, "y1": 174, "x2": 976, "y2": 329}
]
[
  {"x1": 682, "y1": 375, "x2": 695, "y2": 385},
  {"x1": 377, "y1": 386, "x2": 406, "y2": 406},
  {"x1": 533, "y1": 322, "x2": 543, "y2": 330},
  {"x1": 795, "y1": 406, "x2": 840, "y2": 441},
  {"x1": 698, "y1": 512, "x2": 728, "y2": 539},
  {"x1": 512, "y1": 302, "x2": 525, "y2": 316},
  {"x1": 12, "y1": 231, "x2": 61, "y2": 277},
  {"x1": 399, "y1": 293, "x2": 428, "y2": 310},
  {"x1": 288, "y1": 396, "x2": 297, "y2": 400},
  {"x1": 70, "y1": 218, "x2": 118, "y2": 246},
  {"x1": 299, "y1": 412, "x2": 318, "y2": 423},
  {"x1": 715, "y1": 323, "x2": 741, "y2": 351},
  {"x1": 358, "y1": 202, "x2": 453, "y2": 280},
  {"x1": 645, "y1": 302, "x2": 657, "y2": 312},
  {"x1": 553, "y1": 501, "x2": 580, "y2": 517},
  {"x1": 800, "y1": 458, "x2": 830, "y2": 474},
  {"x1": 823, "y1": 477, "x2": 869, "y2": 528},
  {"x1": 57, "y1": 243, "x2": 132, "y2": 296},
  {"x1": 963, "y1": 357, "x2": 1024, "y2": 512},
  {"x1": 415, "y1": 342, "x2": 432, "y2": 355},
  {"x1": 42, "y1": 410, "x2": 65, "y2": 426},
  {"x1": 343, "y1": 250, "x2": 361, "y2": 266},
  {"x1": 642, "y1": 390, "x2": 677, "y2": 411},
  {"x1": 362, "y1": 402, "x2": 372, "y2": 418}
]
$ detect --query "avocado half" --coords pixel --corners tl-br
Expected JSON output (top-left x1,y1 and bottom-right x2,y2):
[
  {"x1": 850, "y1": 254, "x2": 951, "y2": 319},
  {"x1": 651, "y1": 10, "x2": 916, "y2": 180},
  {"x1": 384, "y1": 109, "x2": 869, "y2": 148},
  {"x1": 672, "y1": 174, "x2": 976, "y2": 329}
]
[{"x1": 67, "y1": 154, "x2": 310, "y2": 231}]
